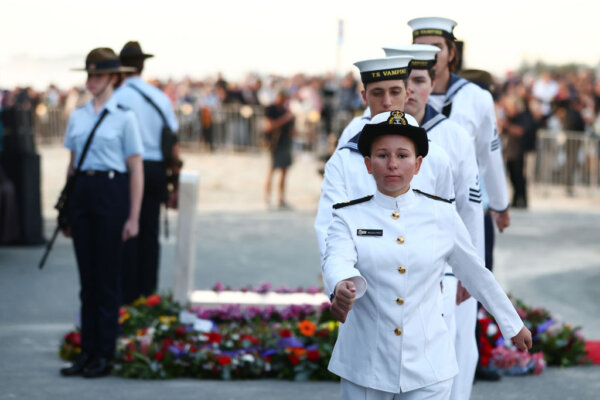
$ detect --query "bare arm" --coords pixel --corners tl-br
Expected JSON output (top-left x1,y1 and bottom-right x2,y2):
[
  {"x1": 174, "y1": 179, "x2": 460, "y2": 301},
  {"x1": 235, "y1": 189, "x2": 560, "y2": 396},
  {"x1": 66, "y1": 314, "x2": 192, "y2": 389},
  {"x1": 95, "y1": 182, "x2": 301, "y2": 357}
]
[{"x1": 122, "y1": 154, "x2": 144, "y2": 241}]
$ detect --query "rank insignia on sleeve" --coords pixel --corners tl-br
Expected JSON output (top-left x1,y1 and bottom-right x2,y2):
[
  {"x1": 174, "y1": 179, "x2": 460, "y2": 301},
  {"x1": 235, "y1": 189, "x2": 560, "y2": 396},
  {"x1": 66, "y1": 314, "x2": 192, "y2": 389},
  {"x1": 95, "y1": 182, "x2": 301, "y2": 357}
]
[{"x1": 357, "y1": 229, "x2": 383, "y2": 236}]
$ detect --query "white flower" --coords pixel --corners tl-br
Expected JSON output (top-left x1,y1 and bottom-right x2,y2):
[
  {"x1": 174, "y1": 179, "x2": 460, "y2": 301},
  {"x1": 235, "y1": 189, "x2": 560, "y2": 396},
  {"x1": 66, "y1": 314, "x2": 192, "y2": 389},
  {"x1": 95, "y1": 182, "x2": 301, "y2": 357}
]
[
  {"x1": 486, "y1": 323, "x2": 498, "y2": 336},
  {"x1": 241, "y1": 354, "x2": 255, "y2": 363}
]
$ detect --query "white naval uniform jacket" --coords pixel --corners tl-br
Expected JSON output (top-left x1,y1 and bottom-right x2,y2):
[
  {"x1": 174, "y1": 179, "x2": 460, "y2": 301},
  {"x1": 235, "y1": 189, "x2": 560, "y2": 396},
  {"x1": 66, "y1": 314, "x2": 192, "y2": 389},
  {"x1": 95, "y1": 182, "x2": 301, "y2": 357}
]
[
  {"x1": 430, "y1": 74, "x2": 509, "y2": 212},
  {"x1": 314, "y1": 141, "x2": 454, "y2": 295},
  {"x1": 323, "y1": 190, "x2": 523, "y2": 393},
  {"x1": 423, "y1": 104, "x2": 484, "y2": 260}
]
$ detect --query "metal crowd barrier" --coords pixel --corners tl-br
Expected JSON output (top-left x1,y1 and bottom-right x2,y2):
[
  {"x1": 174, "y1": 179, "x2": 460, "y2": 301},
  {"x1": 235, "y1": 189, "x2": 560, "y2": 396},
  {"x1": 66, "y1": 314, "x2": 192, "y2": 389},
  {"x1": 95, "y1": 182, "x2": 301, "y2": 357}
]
[
  {"x1": 32, "y1": 103, "x2": 267, "y2": 152},
  {"x1": 33, "y1": 105, "x2": 67, "y2": 145},
  {"x1": 534, "y1": 129, "x2": 599, "y2": 192}
]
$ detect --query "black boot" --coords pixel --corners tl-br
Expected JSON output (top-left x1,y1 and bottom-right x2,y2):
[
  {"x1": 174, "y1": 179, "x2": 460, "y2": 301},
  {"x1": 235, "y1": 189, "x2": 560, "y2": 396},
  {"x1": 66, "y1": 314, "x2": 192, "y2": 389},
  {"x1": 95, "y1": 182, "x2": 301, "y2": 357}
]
[
  {"x1": 60, "y1": 353, "x2": 93, "y2": 377},
  {"x1": 82, "y1": 357, "x2": 112, "y2": 378},
  {"x1": 475, "y1": 365, "x2": 502, "y2": 381}
]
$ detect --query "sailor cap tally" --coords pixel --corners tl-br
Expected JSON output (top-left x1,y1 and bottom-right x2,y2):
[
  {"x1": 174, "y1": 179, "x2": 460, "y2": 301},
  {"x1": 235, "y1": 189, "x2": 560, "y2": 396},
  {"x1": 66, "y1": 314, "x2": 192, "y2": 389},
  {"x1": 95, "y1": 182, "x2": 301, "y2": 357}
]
[
  {"x1": 354, "y1": 56, "x2": 413, "y2": 85},
  {"x1": 358, "y1": 110, "x2": 428, "y2": 158},
  {"x1": 382, "y1": 44, "x2": 440, "y2": 70},
  {"x1": 408, "y1": 17, "x2": 457, "y2": 40}
]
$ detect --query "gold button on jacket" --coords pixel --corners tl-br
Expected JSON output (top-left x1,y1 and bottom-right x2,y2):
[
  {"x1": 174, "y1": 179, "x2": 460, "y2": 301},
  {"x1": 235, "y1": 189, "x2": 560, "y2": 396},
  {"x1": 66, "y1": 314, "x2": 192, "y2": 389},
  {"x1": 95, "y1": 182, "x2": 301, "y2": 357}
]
[
  {"x1": 396, "y1": 236, "x2": 405, "y2": 244},
  {"x1": 394, "y1": 328, "x2": 403, "y2": 336},
  {"x1": 396, "y1": 297, "x2": 404, "y2": 305},
  {"x1": 398, "y1": 265, "x2": 406, "y2": 274}
]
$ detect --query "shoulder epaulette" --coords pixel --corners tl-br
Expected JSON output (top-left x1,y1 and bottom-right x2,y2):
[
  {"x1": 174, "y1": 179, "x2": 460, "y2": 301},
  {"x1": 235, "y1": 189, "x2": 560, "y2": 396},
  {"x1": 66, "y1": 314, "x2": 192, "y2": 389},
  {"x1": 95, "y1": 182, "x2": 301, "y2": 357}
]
[
  {"x1": 413, "y1": 189, "x2": 453, "y2": 204},
  {"x1": 333, "y1": 195, "x2": 373, "y2": 209},
  {"x1": 116, "y1": 104, "x2": 130, "y2": 111}
]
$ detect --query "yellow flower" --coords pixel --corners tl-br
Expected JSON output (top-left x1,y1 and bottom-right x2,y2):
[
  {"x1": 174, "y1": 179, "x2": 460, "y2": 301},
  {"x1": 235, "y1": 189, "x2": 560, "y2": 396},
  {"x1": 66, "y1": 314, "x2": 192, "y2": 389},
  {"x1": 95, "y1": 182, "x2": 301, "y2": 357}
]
[
  {"x1": 119, "y1": 313, "x2": 130, "y2": 324},
  {"x1": 158, "y1": 316, "x2": 172, "y2": 326},
  {"x1": 132, "y1": 297, "x2": 146, "y2": 307}
]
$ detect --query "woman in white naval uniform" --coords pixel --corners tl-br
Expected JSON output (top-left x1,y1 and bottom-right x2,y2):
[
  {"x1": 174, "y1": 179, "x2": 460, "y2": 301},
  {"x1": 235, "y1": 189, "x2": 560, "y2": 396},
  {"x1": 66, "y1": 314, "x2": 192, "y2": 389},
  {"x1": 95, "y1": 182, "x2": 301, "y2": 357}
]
[
  {"x1": 59, "y1": 48, "x2": 144, "y2": 378},
  {"x1": 323, "y1": 110, "x2": 531, "y2": 399}
]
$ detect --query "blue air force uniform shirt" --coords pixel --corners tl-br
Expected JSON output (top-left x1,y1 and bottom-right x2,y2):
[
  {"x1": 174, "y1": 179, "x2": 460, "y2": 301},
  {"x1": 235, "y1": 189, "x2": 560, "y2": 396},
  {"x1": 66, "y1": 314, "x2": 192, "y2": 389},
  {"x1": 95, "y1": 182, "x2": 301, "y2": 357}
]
[
  {"x1": 64, "y1": 97, "x2": 143, "y2": 172},
  {"x1": 113, "y1": 76, "x2": 179, "y2": 161}
]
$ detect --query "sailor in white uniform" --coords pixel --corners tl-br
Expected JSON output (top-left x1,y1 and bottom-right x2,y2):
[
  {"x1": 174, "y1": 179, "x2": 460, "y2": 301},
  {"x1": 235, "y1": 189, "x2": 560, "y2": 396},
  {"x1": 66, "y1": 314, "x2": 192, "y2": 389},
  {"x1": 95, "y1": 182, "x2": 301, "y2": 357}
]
[
  {"x1": 383, "y1": 43, "x2": 484, "y2": 381},
  {"x1": 324, "y1": 111, "x2": 531, "y2": 399},
  {"x1": 314, "y1": 57, "x2": 455, "y2": 295},
  {"x1": 408, "y1": 17, "x2": 511, "y2": 399}
]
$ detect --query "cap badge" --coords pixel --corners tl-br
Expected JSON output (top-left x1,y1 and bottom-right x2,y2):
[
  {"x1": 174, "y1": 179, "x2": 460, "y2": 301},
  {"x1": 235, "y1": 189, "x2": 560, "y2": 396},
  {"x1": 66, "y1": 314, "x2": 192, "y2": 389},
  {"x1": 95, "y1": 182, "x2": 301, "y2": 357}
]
[{"x1": 388, "y1": 110, "x2": 407, "y2": 125}]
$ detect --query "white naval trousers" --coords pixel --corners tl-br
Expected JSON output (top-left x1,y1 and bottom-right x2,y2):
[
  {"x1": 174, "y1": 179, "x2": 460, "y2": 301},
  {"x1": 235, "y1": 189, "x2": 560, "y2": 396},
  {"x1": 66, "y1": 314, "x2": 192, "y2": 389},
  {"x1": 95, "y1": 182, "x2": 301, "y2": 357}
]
[
  {"x1": 450, "y1": 296, "x2": 478, "y2": 400},
  {"x1": 341, "y1": 378, "x2": 452, "y2": 400}
]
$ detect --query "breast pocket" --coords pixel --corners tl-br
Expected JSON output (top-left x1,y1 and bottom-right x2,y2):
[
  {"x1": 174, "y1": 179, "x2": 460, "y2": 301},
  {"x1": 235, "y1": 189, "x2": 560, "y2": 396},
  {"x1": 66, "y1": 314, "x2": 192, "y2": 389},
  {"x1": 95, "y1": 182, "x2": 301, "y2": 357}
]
[{"x1": 95, "y1": 128, "x2": 120, "y2": 145}]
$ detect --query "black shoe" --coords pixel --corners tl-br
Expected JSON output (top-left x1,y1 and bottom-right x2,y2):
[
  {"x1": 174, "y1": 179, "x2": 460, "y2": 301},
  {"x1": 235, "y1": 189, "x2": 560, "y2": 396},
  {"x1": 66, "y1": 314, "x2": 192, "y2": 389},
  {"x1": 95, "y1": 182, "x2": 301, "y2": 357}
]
[
  {"x1": 82, "y1": 357, "x2": 112, "y2": 378},
  {"x1": 475, "y1": 366, "x2": 502, "y2": 381},
  {"x1": 60, "y1": 353, "x2": 93, "y2": 377}
]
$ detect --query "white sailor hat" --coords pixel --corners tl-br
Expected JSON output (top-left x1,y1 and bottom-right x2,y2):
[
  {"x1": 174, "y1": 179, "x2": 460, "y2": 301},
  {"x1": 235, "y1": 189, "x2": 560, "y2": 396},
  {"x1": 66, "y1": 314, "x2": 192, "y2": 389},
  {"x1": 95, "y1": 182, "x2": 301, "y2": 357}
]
[
  {"x1": 407, "y1": 17, "x2": 457, "y2": 40},
  {"x1": 353, "y1": 56, "x2": 413, "y2": 85},
  {"x1": 358, "y1": 110, "x2": 428, "y2": 157},
  {"x1": 382, "y1": 44, "x2": 440, "y2": 70}
]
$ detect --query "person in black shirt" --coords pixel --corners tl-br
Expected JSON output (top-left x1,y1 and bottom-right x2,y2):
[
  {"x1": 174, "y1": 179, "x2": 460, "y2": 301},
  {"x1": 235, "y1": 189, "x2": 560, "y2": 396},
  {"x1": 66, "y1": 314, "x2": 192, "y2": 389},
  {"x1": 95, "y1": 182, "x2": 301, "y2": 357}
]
[{"x1": 263, "y1": 90, "x2": 294, "y2": 209}]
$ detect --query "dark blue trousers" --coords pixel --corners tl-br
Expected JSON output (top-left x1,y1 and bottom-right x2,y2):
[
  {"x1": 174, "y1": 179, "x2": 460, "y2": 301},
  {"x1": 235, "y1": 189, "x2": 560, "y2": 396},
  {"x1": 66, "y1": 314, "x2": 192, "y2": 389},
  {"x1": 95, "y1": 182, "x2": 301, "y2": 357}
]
[
  {"x1": 122, "y1": 161, "x2": 166, "y2": 304},
  {"x1": 69, "y1": 173, "x2": 129, "y2": 358}
]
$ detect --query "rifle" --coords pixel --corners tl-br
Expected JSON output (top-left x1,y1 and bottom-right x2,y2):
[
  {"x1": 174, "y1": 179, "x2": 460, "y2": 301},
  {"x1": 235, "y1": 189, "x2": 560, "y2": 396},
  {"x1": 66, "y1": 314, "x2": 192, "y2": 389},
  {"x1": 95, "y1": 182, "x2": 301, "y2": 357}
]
[{"x1": 39, "y1": 109, "x2": 108, "y2": 269}]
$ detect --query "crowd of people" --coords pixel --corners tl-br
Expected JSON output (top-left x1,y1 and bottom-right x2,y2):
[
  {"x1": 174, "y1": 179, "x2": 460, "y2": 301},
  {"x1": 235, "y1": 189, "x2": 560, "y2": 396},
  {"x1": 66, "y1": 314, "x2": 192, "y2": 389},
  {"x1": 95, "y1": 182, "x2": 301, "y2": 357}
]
[
  {"x1": 0, "y1": 19, "x2": 599, "y2": 398},
  {"x1": 2, "y1": 60, "x2": 600, "y2": 202}
]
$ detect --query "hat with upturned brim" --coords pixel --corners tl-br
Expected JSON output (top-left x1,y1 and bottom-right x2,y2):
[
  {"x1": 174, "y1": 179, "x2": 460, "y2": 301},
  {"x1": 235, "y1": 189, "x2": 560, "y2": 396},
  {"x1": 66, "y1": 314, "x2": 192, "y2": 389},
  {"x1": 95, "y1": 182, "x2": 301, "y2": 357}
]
[
  {"x1": 119, "y1": 41, "x2": 154, "y2": 60},
  {"x1": 72, "y1": 47, "x2": 136, "y2": 73},
  {"x1": 358, "y1": 110, "x2": 428, "y2": 158}
]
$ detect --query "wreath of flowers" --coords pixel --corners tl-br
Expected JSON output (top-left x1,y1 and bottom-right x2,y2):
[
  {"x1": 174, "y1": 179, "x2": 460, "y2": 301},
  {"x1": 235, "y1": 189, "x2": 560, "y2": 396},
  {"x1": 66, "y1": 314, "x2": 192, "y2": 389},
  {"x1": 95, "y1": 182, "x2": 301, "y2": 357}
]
[{"x1": 60, "y1": 284, "x2": 590, "y2": 380}]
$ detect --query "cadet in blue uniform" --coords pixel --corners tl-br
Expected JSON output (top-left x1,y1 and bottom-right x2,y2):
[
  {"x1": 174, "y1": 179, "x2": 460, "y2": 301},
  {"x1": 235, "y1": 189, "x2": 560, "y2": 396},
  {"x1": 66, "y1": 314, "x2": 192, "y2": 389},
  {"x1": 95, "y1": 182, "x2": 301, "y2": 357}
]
[
  {"x1": 60, "y1": 48, "x2": 144, "y2": 378},
  {"x1": 324, "y1": 110, "x2": 532, "y2": 399},
  {"x1": 113, "y1": 41, "x2": 179, "y2": 303}
]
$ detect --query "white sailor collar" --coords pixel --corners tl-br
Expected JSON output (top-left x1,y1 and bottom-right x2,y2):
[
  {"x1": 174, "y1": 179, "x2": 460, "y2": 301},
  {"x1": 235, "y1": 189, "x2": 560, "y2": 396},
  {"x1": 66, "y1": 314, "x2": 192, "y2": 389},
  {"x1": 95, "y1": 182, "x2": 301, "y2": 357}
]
[{"x1": 373, "y1": 188, "x2": 416, "y2": 210}]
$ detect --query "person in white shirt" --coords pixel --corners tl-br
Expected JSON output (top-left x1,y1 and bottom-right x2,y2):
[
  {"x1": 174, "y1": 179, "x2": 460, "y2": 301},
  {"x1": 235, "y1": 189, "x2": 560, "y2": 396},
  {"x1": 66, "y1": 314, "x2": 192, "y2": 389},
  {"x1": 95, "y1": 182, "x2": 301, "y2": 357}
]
[
  {"x1": 314, "y1": 56, "x2": 455, "y2": 297},
  {"x1": 408, "y1": 17, "x2": 512, "y2": 397},
  {"x1": 383, "y1": 43, "x2": 485, "y2": 396},
  {"x1": 324, "y1": 110, "x2": 532, "y2": 400}
]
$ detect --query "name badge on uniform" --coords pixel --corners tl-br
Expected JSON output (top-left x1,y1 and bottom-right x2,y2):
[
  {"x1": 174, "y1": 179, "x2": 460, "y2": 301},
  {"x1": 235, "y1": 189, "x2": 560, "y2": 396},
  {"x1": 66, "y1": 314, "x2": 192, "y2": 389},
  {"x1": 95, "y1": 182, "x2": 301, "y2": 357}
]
[{"x1": 357, "y1": 229, "x2": 383, "y2": 236}]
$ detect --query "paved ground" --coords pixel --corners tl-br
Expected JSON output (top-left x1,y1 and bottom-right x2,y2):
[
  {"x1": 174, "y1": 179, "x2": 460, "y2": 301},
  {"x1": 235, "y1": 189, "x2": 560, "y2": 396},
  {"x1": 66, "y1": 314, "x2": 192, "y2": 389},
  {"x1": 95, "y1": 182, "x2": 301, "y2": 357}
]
[{"x1": 1, "y1": 147, "x2": 599, "y2": 399}]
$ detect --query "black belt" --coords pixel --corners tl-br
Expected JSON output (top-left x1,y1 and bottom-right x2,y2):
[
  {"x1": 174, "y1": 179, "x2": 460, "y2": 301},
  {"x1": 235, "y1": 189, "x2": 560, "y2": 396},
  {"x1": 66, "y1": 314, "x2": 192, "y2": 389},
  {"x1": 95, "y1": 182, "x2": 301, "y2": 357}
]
[{"x1": 80, "y1": 170, "x2": 125, "y2": 178}]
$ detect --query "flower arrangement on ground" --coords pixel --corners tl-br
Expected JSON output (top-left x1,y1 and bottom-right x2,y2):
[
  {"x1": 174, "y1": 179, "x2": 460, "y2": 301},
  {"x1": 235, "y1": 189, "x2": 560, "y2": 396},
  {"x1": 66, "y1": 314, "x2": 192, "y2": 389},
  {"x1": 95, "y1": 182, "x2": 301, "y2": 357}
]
[{"x1": 59, "y1": 284, "x2": 590, "y2": 380}]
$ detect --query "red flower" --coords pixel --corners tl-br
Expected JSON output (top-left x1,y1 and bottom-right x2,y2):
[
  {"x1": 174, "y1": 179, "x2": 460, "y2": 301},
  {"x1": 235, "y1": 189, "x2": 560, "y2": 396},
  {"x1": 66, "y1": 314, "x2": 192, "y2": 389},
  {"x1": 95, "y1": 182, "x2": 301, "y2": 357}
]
[
  {"x1": 316, "y1": 329, "x2": 329, "y2": 338},
  {"x1": 65, "y1": 332, "x2": 81, "y2": 347},
  {"x1": 206, "y1": 332, "x2": 222, "y2": 344},
  {"x1": 307, "y1": 349, "x2": 320, "y2": 361},
  {"x1": 279, "y1": 329, "x2": 292, "y2": 338},
  {"x1": 145, "y1": 294, "x2": 161, "y2": 307},
  {"x1": 241, "y1": 335, "x2": 260, "y2": 345},
  {"x1": 480, "y1": 354, "x2": 490, "y2": 367},
  {"x1": 124, "y1": 353, "x2": 133, "y2": 361},
  {"x1": 189, "y1": 346, "x2": 199, "y2": 353},
  {"x1": 154, "y1": 352, "x2": 164, "y2": 361},
  {"x1": 175, "y1": 325, "x2": 187, "y2": 338},
  {"x1": 217, "y1": 356, "x2": 231, "y2": 366},
  {"x1": 287, "y1": 355, "x2": 300, "y2": 365},
  {"x1": 162, "y1": 337, "x2": 174, "y2": 350}
]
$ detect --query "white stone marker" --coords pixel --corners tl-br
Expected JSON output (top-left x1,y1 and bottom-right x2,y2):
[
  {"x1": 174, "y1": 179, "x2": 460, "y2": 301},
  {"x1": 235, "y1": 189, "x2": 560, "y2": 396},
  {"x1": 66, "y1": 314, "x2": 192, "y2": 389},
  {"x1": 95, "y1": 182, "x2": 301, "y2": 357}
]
[{"x1": 173, "y1": 171, "x2": 199, "y2": 305}]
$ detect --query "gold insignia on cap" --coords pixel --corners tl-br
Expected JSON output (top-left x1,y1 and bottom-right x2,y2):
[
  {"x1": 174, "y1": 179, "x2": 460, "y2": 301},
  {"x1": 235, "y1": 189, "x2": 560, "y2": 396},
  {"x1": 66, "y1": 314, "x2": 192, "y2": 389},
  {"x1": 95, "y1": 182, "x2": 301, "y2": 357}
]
[{"x1": 388, "y1": 110, "x2": 407, "y2": 126}]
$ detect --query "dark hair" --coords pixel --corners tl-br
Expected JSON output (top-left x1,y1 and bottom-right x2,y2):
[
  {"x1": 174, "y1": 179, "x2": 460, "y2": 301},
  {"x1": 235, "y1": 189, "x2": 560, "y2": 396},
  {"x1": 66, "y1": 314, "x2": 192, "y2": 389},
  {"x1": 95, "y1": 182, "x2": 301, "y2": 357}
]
[
  {"x1": 427, "y1": 68, "x2": 436, "y2": 81},
  {"x1": 445, "y1": 38, "x2": 460, "y2": 73}
]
